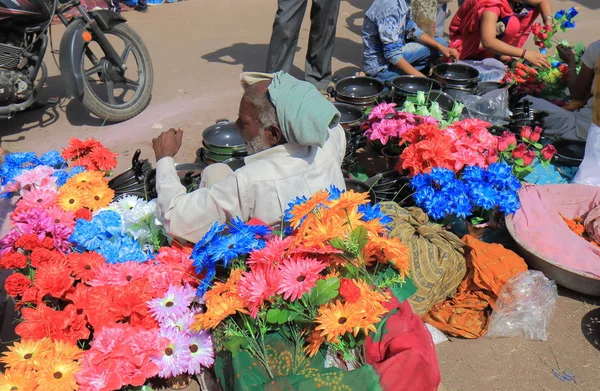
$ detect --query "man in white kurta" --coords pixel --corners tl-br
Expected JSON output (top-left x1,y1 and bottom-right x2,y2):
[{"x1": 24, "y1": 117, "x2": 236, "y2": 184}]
[{"x1": 152, "y1": 72, "x2": 346, "y2": 243}]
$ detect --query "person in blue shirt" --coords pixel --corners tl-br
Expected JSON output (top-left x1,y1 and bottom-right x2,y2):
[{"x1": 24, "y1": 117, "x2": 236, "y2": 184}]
[{"x1": 362, "y1": 0, "x2": 458, "y2": 81}]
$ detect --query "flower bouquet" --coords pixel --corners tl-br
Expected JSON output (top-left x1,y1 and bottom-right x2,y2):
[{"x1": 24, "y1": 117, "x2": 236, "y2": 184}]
[
  {"x1": 189, "y1": 187, "x2": 416, "y2": 381},
  {"x1": 402, "y1": 91, "x2": 464, "y2": 128},
  {"x1": 495, "y1": 127, "x2": 557, "y2": 180},
  {"x1": 532, "y1": 7, "x2": 578, "y2": 54},
  {"x1": 410, "y1": 163, "x2": 521, "y2": 226},
  {"x1": 0, "y1": 139, "x2": 214, "y2": 391},
  {"x1": 503, "y1": 61, "x2": 543, "y2": 96}
]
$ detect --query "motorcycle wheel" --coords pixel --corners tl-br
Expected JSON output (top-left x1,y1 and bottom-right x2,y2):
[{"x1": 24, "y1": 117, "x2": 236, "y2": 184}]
[{"x1": 81, "y1": 23, "x2": 153, "y2": 123}]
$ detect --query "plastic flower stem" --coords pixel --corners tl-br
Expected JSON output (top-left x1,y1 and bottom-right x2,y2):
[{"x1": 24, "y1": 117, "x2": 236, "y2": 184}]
[{"x1": 241, "y1": 313, "x2": 274, "y2": 379}]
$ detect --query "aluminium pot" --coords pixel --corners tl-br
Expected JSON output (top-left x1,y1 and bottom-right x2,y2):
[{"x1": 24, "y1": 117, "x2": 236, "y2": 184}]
[
  {"x1": 328, "y1": 76, "x2": 387, "y2": 107},
  {"x1": 202, "y1": 119, "x2": 247, "y2": 155},
  {"x1": 432, "y1": 63, "x2": 480, "y2": 88}
]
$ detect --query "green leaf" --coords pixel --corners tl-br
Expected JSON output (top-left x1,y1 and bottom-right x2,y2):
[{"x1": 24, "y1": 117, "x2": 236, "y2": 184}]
[
  {"x1": 329, "y1": 238, "x2": 346, "y2": 251},
  {"x1": 267, "y1": 309, "x2": 283, "y2": 324},
  {"x1": 351, "y1": 225, "x2": 369, "y2": 250},
  {"x1": 223, "y1": 336, "x2": 249, "y2": 356},
  {"x1": 532, "y1": 142, "x2": 543, "y2": 149},
  {"x1": 308, "y1": 278, "x2": 340, "y2": 306},
  {"x1": 390, "y1": 276, "x2": 417, "y2": 303},
  {"x1": 514, "y1": 165, "x2": 524, "y2": 172},
  {"x1": 470, "y1": 216, "x2": 485, "y2": 225},
  {"x1": 514, "y1": 158, "x2": 524, "y2": 166},
  {"x1": 541, "y1": 160, "x2": 550, "y2": 168}
]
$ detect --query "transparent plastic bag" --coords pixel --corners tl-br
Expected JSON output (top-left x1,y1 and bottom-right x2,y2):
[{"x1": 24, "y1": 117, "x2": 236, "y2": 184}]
[
  {"x1": 485, "y1": 271, "x2": 558, "y2": 341},
  {"x1": 462, "y1": 88, "x2": 511, "y2": 126}
]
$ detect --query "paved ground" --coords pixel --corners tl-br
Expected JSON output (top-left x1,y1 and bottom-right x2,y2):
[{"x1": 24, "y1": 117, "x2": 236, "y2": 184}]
[{"x1": 1, "y1": 0, "x2": 600, "y2": 390}]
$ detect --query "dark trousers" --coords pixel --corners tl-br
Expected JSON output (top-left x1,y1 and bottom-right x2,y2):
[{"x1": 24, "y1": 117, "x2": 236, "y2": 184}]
[
  {"x1": 266, "y1": 0, "x2": 341, "y2": 90},
  {"x1": 109, "y1": 0, "x2": 146, "y2": 13}
]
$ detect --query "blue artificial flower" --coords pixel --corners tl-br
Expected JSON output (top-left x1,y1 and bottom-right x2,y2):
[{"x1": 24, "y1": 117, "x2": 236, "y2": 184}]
[
  {"x1": 5, "y1": 152, "x2": 40, "y2": 168},
  {"x1": 284, "y1": 195, "x2": 308, "y2": 222},
  {"x1": 358, "y1": 203, "x2": 393, "y2": 226},
  {"x1": 468, "y1": 183, "x2": 500, "y2": 210},
  {"x1": 40, "y1": 150, "x2": 67, "y2": 168},
  {"x1": 93, "y1": 210, "x2": 122, "y2": 237},
  {"x1": 452, "y1": 194, "x2": 473, "y2": 218},
  {"x1": 540, "y1": 48, "x2": 547, "y2": 55},
  {"x1": 485, "y1": 162, "x2": 513, "y2": 186},
  {"x1": 429, "y1": 167, "x2": 456, "y2": 187},
  {"x1": 196, "y1": 268, "x2": 216, "y2": 297},
  {"x1": 410, "y1": 173, "x2": 433, "y2": 190},
  {"x1": 228, "y1": 217, "x2": 271, "y2": 238},
  {"x1": 552, "y1": 61, "x2": 563, "y2": 68},
  {"x1": 461, "y1": 166, "x2": 486, "y2": 182},
  {"x1": 554, "y1": 10, "x2": 565, "y2": 20},
  {"x1": 70, "y1": 219, "x2": 106, "y2": 250},
  {"x1": 191, "y1": 222, "x2": 225, "y2": 263},
  {"x1": 207, "y1": 232, "x2": 255, "y2": 267},
  {"x1": 561, "y1": 20, "x2": 575, "y2": 30},
  {"x1": 566, "y1": 7, "x2": 578, "y2": 20},
  {"x1": 283, "y1": 227, "x2": 294, "y2": 236},
  {"x1": 97, "y1": 234, "x2": 146, "y2": 263},
  {"x1": 70, "y1": 166, "x2": 86, "y2": 176},
  {"x1": 498, "y1": 189, "x2": 521, "y2": 214},
  {"x1": 426, "y1": 192, "x2": 451, "y2": 220},
  {"x1": 412, "y1": 186, "x2": 435, "y2": 206},
  {"x1": 52, "y1": 170, "x2": 70, "y2": 186},
  {"x1": 327, "y1": 185, "x2": 344, "y2": 201}
]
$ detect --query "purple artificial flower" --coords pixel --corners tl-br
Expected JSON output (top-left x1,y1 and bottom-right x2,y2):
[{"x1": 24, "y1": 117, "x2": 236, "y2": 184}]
[
  {"x1": 51, "y1": 223, "x2": 74, "y2": 253},
  {"x1": 148, "y1": 284, "x2": 196, "y2": 324},
  {"x1": 163, "y1": 307, "x2": 198, "y2": 332},
  {"x1": 0, "y1": 229, "x2": 21, "y2": 256},
  {"x1": 186, "y1": 330, "x2": 214, "y2": 373},
  {"x1": 154, "y1": 327, "x2": 192, "y2": 378}
]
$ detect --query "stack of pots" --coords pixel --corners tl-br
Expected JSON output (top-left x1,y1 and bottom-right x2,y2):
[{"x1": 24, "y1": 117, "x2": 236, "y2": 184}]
[
  {"x1": 432, "y1": 63, "x2": 480, "y2": 101},
  {"x1": 328, "y1": 76, "x2": 387, "y2": 108},
  {"x1": 200, "y1": 119, "x2": 247, "y2": 168},
  {"x1": 507, "y1": 99, "x2": 548, "y2": 134},
  {"x1": 333, "y1": 102, "x2": 366, "y2": 174},
  {"x1": 387, "y1": 75, "x2": 442, "y2": 106}
]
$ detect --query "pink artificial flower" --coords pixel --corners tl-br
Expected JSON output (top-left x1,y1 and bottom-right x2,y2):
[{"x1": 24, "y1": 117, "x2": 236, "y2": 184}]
[
  {"x1": 186, "y1": 330, "x2": 214, "y2": 371},
  {"x1": 520, "y1": 126, "x2": 533, "y2": 140},
  {"x1": 512, "y1": 143, "x2": 528, "y2": 160},
  {"x1": 0, "y1": 229, "x2": 21, "y2": 256},
  {"x1": 14, "y1": 165, "x2": 57, "y2": 192},
  {"x1": 367, "y1": 102, "x2": 396, "y2": 120},
  {"x1": 45, "y1": 206, "x2": 76, "y2": 229},
  {"x1": 276, "y1": 256, "x2": 326, "y2": 301},
  {"x1": 148, "y1": 284, "x2": 196, "y2": 324},
  {"x1": 452, "y1": 146, "x2": 487, "y2": 171},
  {"x1": 497, "y1": 131, "x2": 517, "y2": 152},
  {"x1": 522, "y1": 150, "x2": 536, "y2": 166},
  {"x1": 540, "y1": 144, "x2": 557, "y2": 161},
  {"x1": 153, "y1": 327, "x2": 191, "y2": 378},
  {"x1": 19, "y1": 188, "x2": 58, "y2": 210},
  {"x1": 247, "y1": 236, "x2": 293, "y2": 268},
  {"x1": 530, "y1": 126, "x2": 543, "y2": 143},
  {"x1": 365, "y1": 118, "x2": 398, "y2": 145},
  {"x1": 487, "y1": 150, "x2": 499, "y2": 164},
  {"x1": 238, "y1": 265, "x2": 281, "y2": 318},
  {"x1": 415, "y1": 115, "x2": 440, "y2": 127},
  {"x1": 88, "y1": 262, "x2": 151, "y2": 287}
]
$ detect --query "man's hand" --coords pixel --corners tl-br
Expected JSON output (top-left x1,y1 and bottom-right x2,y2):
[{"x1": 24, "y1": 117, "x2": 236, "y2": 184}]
[
  {"x1": 440, "y1": 46, "x2": 459, "y2": 61},
  {"x1": 153, "y1": 128, "x2": 184, "y2": 161},
  {"x1": 557, "y1": 44, "x2": 576, "y2": 65}
]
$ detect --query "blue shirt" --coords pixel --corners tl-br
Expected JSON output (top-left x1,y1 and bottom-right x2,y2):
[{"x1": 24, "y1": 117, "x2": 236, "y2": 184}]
[{"x1": 361, "y1": 0, "x2": 425, "y2": 76}]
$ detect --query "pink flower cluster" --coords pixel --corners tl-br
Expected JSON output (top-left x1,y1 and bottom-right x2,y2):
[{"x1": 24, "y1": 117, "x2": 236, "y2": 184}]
[
  {"x1": 444, "y1": 119, "x2": 499, "y2": 171},
  {"x1": 365, "y1": 103, "x2": 440, "y2": 145}
]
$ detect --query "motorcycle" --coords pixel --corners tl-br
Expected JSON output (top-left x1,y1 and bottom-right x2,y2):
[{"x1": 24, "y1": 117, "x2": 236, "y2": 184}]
[{"x1": 0, "y1": 0, "x2": 153, "y2": 122}]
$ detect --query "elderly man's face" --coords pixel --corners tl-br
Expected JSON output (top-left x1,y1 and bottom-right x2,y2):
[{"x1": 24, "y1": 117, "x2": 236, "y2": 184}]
[{"x1": 236, "y1": 97, "x2": 276, "y2": 155}]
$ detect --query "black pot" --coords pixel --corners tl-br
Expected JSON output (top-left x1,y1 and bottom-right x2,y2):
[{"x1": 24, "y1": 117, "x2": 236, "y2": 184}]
[
  {"x1": 365, "y1": 170, "x2": 413, "y2": 204},
  {"x1": 426, "y1": 90, "x2": 456, "y2": 113},
  {"x1": 552, "y1": 139, "x2": 585, "y2": 167},
  {"x1": 108, "y1": 150, "x2": 155, "y2": 199},
  {"x1": 333, "y1": 102, "x2": 365, "y2": 132},
  {"x1": 329, "y1": 76, "x2": 386, "y2": 107},
  {"x1": 432, "y1": 63, "x2": 480, "y2": 87},
  {"x1": 388, "y1": 76, "x2": 442, "y2": 104},
  {"x1": 202, "y1": 119, "x2": 247, "y2": 155}
]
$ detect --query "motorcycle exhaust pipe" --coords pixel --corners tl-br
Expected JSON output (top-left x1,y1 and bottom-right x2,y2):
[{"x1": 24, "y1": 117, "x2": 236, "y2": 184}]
[{"x1": 0, "y1": 94, "x2": 37, "y2": 118}]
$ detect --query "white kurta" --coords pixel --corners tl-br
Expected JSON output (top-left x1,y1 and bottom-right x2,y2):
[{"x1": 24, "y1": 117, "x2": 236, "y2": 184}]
[{"x1": 155, "y1": 125, "x2": 347, "y2": 243}]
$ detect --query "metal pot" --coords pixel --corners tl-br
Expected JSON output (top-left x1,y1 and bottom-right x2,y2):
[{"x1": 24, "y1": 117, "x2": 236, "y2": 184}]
[
  {"x1": 333, "y1": 102, "x2": 364, "y2": 132},
  {"x1": 426, "y1": 90, "x2": 456, "y2": 113},
  {"x1": 432, "y1": 63, "x2": 480, "y2": 87},
  {"x1": 328, "y1": 76, "x2": 386, "y2": 107},
  {"x1": 388, "y1": 76, "x2": 442, "y2": 104},
  {"x1": 202, "y1": 119, "x2": 247, "y2": 155},
  {"x1": 552, "y1": 139, "x2": 585, "y2": 167}
]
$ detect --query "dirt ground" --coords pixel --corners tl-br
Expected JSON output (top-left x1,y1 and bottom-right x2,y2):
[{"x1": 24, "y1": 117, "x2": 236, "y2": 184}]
[{"x1": 1, "y1": 0, "x2": 599, "y2": 390}]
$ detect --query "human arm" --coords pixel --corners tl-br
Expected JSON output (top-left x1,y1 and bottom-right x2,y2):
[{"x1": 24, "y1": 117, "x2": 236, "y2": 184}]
[
  {"x1": 525, "y1": 0, "x2": 553, "y2": 25},
  {"x1": 376, "y1": 11, "x2": 426, "y2": 76},
  {"x1": 480, "y1": 11, "x2": 550, "y2": 67},
  {"x1": 419, "y1": 34, "x2": 458, "y2": 60},
  {"x1": 558, "y1": 45, "x2": 594, "y2": 101}
]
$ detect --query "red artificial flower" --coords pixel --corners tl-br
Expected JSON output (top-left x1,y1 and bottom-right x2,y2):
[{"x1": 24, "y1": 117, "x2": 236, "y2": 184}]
[
  {"x1": 67, "y1": 251, "x2": 106, "y2": 282},
  {"x1": 33, "y1": 259, "x2": 74, "y2": 298},
  {"x1": 40, "y1": 236, "x2": 56, "y2": 250},
  {"x1": 541, "y1": 144, "x2": 557, "y2": 161},
  {"x1": 16, "y1": 286, "x2": 43, "y2": 309},
  {"x1": 531, "y1": 23, "x2": 542, "y2": 36},
  {"x1": 487, "y1": 150, "x2": 499, "y2": 164},
  {"x1": 15, "y1": 303, "x2": 90, "y2": 344},
  {"x1": 0, "y1": 252, "x2": 27, "y2": 269},
  {"x1": 4, "y1": 273, "x2": 31, "y2": 297},
  {"x1": 339, "y1": 279, "x2": 361, "y2": 303},
  {"x1": 530, "y1": 126, "x2": 543, "y2": 143},
  {"x1": 74, "y1": 208, "x2": 93, "y2": 221},
  {"x1": 522, "y1": 150, "x2": 536, "y2": 166},
  {"x1": 82, "y1": 286, "x2": 120, "y2": 328},
  {"x1": 497, "y1": 131, "x2": 517, "y2": 152},
  {"x1": 30, "y1": 248, "x2": 63, "y2": 269},
  {"x1": 62, "y1": 138, "x2": 103, "y2": 160},
  {"x1": 512, "y1": 143, "x2": 528, "y2": 160},
  {"x1": 14, "y1": 234, "x2": 43, "y2": 252},
  {"x1": 110, "y1": 280, "x2": 155, "y2": 327},
  {"x1": 89, "y1": 146, "x2": 118, "y2": 171},
  {"x1": 520, "y1": 126, "x2": 532, "y2": 140}
]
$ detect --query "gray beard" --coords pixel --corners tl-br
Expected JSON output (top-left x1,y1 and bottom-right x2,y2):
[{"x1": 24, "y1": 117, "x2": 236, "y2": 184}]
[{"x1": 246, "y1": 135, "x2": 271, "y2": 155}]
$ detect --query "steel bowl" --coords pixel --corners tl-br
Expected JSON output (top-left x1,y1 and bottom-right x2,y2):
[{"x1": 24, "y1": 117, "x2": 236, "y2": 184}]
[
  {"x1": 506, "y1": 215, "x2": 600, "y2": 296},
  {"x1": 432, "y1": 63, "x2": 480, "y2": 87},
  {"x1": 202, "y1": 119, "x2": 247, "y2": 154}
]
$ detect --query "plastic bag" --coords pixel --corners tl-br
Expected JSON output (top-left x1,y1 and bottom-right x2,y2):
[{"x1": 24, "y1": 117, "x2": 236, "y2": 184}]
[
  {"x1": 485, "y1": 271, "x2": 558, "y2": 341},
  {"x1": 462, "y1": 88, "x2": 510, "y2": 126},
  {"x1": 573, "y1": 123, "x2": 600, "y2": 186},
  {"x1": 457, "y1": 59, "x2": 507, "y2": 82}
]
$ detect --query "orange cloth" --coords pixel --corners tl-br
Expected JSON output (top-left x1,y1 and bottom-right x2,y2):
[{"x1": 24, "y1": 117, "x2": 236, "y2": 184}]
[{"x1": 423, "y1": 235, "x2": 528, "y2": 338}]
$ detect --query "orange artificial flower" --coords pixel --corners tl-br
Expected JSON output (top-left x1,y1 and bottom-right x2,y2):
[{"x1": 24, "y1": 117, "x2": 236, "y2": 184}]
[
  {"x1": 289, "y1": 190, "x2": 329, "y2": 228},
  {"x1": 315, "y1": 300, "x2": 361, "y2": 342},
  {"x1": 304, "y1": 329, "x2": 326, "y2": 357}
]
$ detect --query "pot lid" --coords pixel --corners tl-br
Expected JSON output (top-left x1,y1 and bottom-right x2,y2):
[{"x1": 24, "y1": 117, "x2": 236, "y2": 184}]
[{"x1": 202, "y1": 120, "x2": 246, "y2": 149}]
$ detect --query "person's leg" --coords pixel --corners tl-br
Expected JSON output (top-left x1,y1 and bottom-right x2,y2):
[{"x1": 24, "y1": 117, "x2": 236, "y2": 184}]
[
  {"x1": 199, "y1": 163, "x2": 235, "y2": 189},
  {"x1": 135, "y1": 0, "x2": 148, "y2": 11},
  {"x1": 401, "y1": 38, "x2": 447, "y2": 71},
  {"x1": 372, "y1": 68, "x2": 405, "y2": 82},
  {"x1": 266, "y1": 0, "x2": 309, "y2": 74},
  {"x1": 304, "y1": 0, "x2": 342, "y2": 91}
]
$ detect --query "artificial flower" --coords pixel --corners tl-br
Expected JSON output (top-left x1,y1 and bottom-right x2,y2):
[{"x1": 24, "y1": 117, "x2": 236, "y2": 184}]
[
  {"x1": 148, "y1": 284, "x2": 196, "y2": 324},
  {"x1": 541, "y1": 144, "x2": 557, "y2": 161},
  {"x1": 67, "y1": 251, "x2": 106, "y2": 282},
  {"x1": 0, "y1": 252, "x2": 27, "y2": 269},
  {"x1": 34, "y1": 259, "x2": 74, "y2": 298},
  {"x1": 36, "y1": 358, "x2": 80, "y2": 391},
  {"x1": 497, "y1": 131, "x2": 517, "y2": 152},
  {"x1": 154, "y1": 327, "x2": 191, "y2": 378},
  {"x1": 4, "y1": 273, "x2": 31, "y2": 297},
  {"x1": 238, "y1": 265, "x2": 281, "y2": 317},
  {"x1": 0, "y1": 368, "x2": 38, "y2": 391},
  {"x1": 0, "y1": 339, "x2": 51, "y2": 371},
  {"x1": 19, "y1": 188, "x2": 58, "y2": 210},
  {"x1": 16, "y1": 304, "x2": 89, "y2": 344},
  {"x1": 30, "y1": 248, "x2": 63, "y2": 269},
  {"x1": 315, "y1": 300, "x2": 361, "y2": 342},
  {"x1": 304, "y1": 328, "x2": 326, "y2": 357},
  {"x1": 247, "y1": 236, "x2": 293, "y2": 268},
  {"x1": 186, "y1": 330, "x2": 214, "y2": 371},
  {"x1": 339, "y1": 278, "x2": 361, "y2": 303},
  {"x1": 276, "y1": 256, "x2": 326, "y2": 301}
]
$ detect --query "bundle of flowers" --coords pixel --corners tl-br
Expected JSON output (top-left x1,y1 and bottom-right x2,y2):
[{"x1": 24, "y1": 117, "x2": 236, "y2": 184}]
[
  {"x1": 410, "y1": 163, "x2": 521, "y2": 224},
  {"x1": 398, "y1": 118, "x2": 498, "y2": 176},
  {"x1": 402, "y1": 91, "x2": 464, "y2": 128},
  {"x1": 502, "y1": 61, "x2": 542, "y2": 96},
  {"x1": 496, "y1": 126, "x2": 557, "y2": 180},
  {"x1": 189, "y1": 188, "x2": 414, "y2": 376},
  {"x1": 0, "y1": 140, "x2": 214, "y2": 390},
  {"x1": 532, "y1": 7, "x2": 578, "y2": 53},
  {"x1": 62, "y1": 137, "x2": 118, "y2": 172}
]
